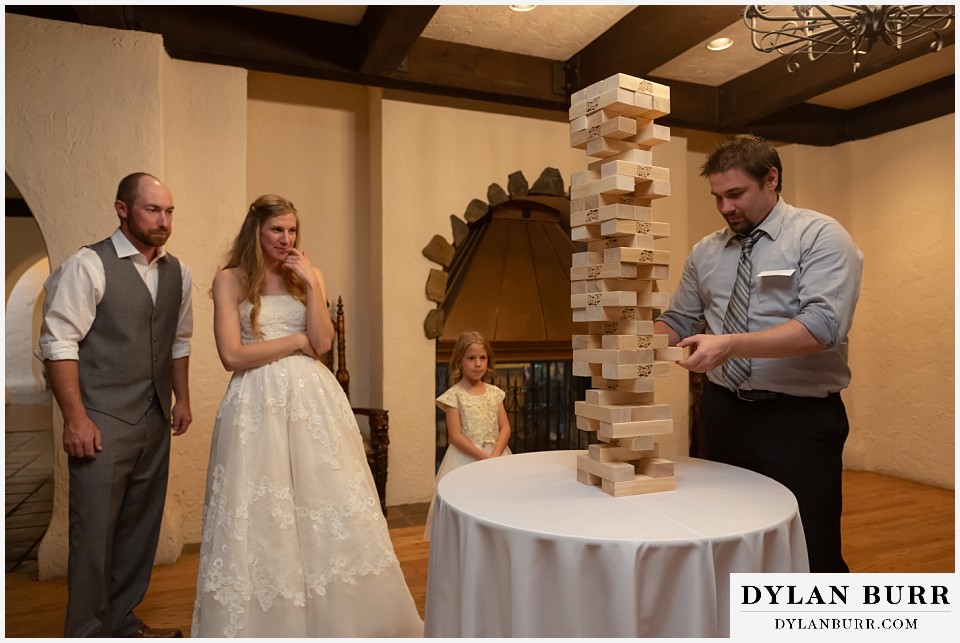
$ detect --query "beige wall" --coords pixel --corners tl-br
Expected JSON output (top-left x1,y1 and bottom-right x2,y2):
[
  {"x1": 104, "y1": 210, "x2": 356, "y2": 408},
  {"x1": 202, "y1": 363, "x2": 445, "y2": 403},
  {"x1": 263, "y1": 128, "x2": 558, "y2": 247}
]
[
  {"x1": 841, "y1": 116, "x2": 955, "y2": 487},
  {"x1": 5, "y1": 14, "x2": 954, "y2": 580},
  {"x1": 5, "y1": 14, "x2": 247, "y2": 577},
  {"x1": 377, "y1": 95, "x2": 593, "y2": 502}
]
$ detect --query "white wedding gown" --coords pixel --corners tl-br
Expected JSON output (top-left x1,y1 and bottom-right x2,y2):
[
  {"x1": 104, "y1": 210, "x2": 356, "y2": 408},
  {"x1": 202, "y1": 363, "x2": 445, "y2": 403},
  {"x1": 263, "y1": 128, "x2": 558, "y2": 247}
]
[{"x1": 192, "y1": 295, "x2": 423, "y2": 637}]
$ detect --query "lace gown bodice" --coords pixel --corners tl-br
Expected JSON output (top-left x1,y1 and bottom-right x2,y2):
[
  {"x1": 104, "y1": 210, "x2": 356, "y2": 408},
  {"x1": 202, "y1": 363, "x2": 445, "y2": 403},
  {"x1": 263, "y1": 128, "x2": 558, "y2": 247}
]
[
  {"x1": 192, "y1": 295, "x2": 422, "y2": 638},
  {"x1": 239, "y1": 295, "x2": 305, "y2": 342}
]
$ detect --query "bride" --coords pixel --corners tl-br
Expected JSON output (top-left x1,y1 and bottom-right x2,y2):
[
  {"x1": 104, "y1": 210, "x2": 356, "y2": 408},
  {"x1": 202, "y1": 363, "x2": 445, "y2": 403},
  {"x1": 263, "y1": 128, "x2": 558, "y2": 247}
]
[{"x1": 192, "y1": 194, "x2": 423, "y2": 637}]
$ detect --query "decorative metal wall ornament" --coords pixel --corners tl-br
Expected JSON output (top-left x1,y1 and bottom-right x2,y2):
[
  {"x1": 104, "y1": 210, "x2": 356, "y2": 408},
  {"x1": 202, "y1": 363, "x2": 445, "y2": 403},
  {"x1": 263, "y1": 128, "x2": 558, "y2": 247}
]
[{"x1": 743, "y1": 5, "x2": 955, "y2": 73}]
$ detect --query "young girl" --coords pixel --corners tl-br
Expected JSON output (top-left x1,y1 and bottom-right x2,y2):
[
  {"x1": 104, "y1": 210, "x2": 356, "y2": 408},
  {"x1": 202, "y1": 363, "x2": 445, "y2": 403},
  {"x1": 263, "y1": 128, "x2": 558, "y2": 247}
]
[{"x1": 423, "y1": 331, "x2": 511, "y2": 540}]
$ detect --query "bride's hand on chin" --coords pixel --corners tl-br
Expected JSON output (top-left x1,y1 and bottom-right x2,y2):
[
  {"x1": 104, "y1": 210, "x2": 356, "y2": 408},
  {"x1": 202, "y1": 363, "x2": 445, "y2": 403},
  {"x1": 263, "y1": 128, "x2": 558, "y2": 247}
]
[{"x1": 282, "y1": 249, "x2": 317, "y2": 285}]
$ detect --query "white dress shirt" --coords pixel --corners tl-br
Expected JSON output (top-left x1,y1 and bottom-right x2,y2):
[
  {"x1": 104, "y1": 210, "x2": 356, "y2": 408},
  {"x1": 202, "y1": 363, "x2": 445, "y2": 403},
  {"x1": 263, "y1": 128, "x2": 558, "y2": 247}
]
[
  {"x1": 38, "y1": 228, "x2": 193, "y2": 361},
  {"x1": 657, "y1": 198, "x2": 863, "y2": 397}
]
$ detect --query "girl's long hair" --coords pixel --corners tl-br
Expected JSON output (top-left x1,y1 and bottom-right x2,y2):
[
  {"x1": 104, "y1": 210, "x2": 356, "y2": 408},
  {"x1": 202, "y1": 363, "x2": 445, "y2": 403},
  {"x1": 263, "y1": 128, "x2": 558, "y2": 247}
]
[
  {"x1": 448, "y1": 331, "x2": 495, "y2": 386},
  {"x1": 222, "y1": 194, "x2": 307, "y2": 338}
]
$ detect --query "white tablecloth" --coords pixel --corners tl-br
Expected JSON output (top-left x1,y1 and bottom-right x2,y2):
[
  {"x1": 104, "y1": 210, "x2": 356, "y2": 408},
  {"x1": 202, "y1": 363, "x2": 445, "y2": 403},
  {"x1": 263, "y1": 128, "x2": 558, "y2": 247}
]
[{"x1": 424, "y1": 450, "x2": 808, "y2": 638}]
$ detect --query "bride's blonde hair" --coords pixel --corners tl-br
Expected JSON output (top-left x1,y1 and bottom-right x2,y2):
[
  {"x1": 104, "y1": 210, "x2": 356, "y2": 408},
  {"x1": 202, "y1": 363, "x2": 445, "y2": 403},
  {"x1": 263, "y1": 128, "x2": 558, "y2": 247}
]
[{"x1": 223, "y1": 194, "x2": 307, "y2": 338}]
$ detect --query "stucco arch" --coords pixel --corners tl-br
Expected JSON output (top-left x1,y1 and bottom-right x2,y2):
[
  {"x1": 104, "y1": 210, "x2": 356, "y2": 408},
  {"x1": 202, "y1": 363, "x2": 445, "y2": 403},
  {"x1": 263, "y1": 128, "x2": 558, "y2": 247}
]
[{"x1": 5, "y1": 257, "x2": 50, "y2": 399}]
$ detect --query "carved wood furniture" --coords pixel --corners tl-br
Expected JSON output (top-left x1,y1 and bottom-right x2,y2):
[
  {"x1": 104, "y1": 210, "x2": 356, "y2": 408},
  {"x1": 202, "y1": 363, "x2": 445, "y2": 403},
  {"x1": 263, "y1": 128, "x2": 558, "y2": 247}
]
[{"x1": 321, "y1": 297, "x2": 390, "y2": 515}]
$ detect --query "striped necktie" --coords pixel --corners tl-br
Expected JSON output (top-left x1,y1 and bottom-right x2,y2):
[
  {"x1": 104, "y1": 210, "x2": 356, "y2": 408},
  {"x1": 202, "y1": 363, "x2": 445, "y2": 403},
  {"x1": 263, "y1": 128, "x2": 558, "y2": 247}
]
[{"x1": 722, "y1": 228, "x2": 764, "y2": 389}]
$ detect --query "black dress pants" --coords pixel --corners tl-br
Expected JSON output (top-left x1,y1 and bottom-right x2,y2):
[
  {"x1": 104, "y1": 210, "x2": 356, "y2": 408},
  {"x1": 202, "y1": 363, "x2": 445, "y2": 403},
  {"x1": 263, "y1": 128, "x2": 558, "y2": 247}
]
[{"x1": 700, "y1": 381, "x2": 850, "y2": 573}]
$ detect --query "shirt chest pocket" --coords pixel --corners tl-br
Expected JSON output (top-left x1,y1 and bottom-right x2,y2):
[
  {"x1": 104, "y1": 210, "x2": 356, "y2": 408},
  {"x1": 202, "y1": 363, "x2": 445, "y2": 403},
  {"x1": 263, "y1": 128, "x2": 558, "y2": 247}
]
[{"x1": 753, "y1": 268, "x2": 801, "y2": 321}]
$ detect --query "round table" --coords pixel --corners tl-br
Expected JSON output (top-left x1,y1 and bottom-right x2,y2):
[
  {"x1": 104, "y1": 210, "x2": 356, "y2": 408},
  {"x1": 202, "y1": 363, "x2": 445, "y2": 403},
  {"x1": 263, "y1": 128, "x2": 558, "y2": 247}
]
[{"x1": 424, "y1": 450, "x2": 808, "y2": 637}]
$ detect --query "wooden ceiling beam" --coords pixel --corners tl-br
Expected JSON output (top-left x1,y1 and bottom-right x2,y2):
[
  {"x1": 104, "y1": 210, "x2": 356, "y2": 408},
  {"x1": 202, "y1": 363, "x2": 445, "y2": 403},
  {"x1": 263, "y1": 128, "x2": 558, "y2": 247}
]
[
  {"x1": 720, "y1": 25, "x2": 956, "y2": 127},
  {"x1": 845, "y1": 75, "x2": 956, "y2": 142},
  {"x1": 387, "y1": 38, "x2": 566, "y2": 109},
  {"x1": 129, "y1": 5, "x2": 360, "y2": 74},
  {"x1": 360, "y1": 6, "x2": 438, "y2": 75},
  {"x1": 571, "y1": 5, "x2": 744, "y2": 88},
  {"x1": 6, "y1": 5, "x2": 951, "y2": 147}
]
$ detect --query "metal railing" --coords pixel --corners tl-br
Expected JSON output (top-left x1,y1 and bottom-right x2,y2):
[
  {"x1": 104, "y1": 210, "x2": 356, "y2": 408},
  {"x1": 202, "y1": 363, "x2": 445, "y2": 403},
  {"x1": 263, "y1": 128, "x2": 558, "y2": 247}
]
[{"x1": 434, "y1": 361, "x2": 592, "y2": 471}]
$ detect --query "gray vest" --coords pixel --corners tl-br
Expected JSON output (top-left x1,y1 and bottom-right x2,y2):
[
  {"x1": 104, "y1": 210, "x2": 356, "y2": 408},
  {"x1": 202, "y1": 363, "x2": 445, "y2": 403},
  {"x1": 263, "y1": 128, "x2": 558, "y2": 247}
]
[{"x1": 78, "y1": 238, "x2": 182, "y2": 424}]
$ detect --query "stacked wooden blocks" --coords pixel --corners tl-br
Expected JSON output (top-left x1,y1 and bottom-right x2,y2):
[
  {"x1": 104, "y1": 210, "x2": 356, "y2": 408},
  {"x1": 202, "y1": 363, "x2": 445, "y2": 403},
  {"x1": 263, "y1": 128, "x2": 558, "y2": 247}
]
[{"x1": 569, "y1": 73, "x2": 681, "y2": 497}]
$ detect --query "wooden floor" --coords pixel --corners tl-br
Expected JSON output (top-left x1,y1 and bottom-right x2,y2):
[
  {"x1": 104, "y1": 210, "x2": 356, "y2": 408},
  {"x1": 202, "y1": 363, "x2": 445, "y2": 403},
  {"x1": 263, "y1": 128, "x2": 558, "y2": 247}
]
[{"x1": 4, "y1": 470, "x2": 953, "y2": 638}]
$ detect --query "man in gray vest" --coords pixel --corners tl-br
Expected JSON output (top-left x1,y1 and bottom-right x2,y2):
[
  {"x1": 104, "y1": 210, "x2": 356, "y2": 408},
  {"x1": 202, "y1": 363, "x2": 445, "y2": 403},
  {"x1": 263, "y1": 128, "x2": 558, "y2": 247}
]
[{"x1": 40, "y1": 173, "x2": 193, "y2": 637}]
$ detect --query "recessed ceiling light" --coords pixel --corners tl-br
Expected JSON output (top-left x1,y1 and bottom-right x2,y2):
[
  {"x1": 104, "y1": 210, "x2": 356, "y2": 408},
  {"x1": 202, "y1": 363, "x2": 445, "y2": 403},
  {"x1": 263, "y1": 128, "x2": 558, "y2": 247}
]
[
  {"x1": 706, "y1": 37, "x2": 734, "y2": 52},
  {"x1": 509, "y1": 5, "x2": 537, "y2": 12}
]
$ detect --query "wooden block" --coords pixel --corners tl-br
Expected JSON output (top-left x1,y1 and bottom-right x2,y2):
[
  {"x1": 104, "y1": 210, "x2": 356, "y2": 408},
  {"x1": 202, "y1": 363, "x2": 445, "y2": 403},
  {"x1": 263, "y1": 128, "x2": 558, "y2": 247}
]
[
  {"x1": 571, "y1": 110, "x2": 623, "y2": 134},
  {"x1": 601, "y1": 361, "x2": 672, "y2": 380},
  {"x1": 570, "y1": 169, "x2": 599, "y2": 187},
  {"x1": 634, "y1": 97, "x2": 670, "y2": 121},
  {"x1": 571, "y1": 262, "x2": 639, "y2": 281},
  {"x1": 625, "y1": 123, "x2": 671, "y2": 148},
  {"x1": 585, "y1": 234, "x2": 654, "y2": 252},
  {"x1": 601, "y1": 73, "x2": 670, "y2": 100},
  {"x1": 584, "y1": 264, "x2": 665, "y2": 281},
  {"x1": 571, "y1": 291, "x2": 638, "y2": 308},
  {"x1": 571, "y1": 334, "x2": 602, "y2": 349},
  {"x1": 602, "y1": 334, "x2": 670, "y2": 350},
  {"x1": 590, "y1": 376, "x2": 656, "y2": 393},
  {"x1": 585, "y1": 389, "x2": 656, "y2": 405},
  {"x1": 635, "y1": 179, "x2": 671, "y2": 199},
  {"x1": 589, "y1": 319, "x2": 655, "y2": 335},
  {"x1": 571, "y1": 193, "x2": 654, "y2": 210},
  {"x1": 577, "y1": 467, "x2": 601, "y2": 486},
  {"x1": 588, "y1": 147, "x2": 653, "y2": 170},
  {"x1": 615, "y1": 435, "x2": 658, "y2": 451},
  {"x1": 575, "y1": 278, "x2": 654, "y2": 294},
  {"x1": 570, "y1": 87, "x2": 588, "y2": 105},
  {"x1": 573, "y1": 306, "x2": 654, "y2": 323},
  {"x1": 635, "y1": 457, "x2": 675, "y2": 478},
  {"x1": 601, "y1": 472, "x2": 676, "y2": 496},
  {"x1": 568, "y1": 87, "x2": 640, "y2": 120},
  {"x1": 572, "y1": 251, "x2": 605, "y2": 267},
  {"x1": 600, "y1": 219, "x2": 670, "y2": 239},
  {"x1": 575, "y1": 401, "x2": 671, "y2": 423},
  {"x1": 599, "y1": 418, "x2": 673, "y2": 439},
  {"x1": 648, "y1": 96, "x2": 671, "y2": 119},
  {"x1": 569, "y1": 115, "x2": 640, "y2": 148},
  {"x1": 634, "y1": 291, "x2": 671, "y2": 308},
  {"x1": 575, "y1": 415, "x2": 601, "y2": 431},
  {"x1": 572, "y1": 361, "x2": 603, "y2": 377},
  {"x1": 585, "y1": 137, "x2": 638, "y2": 159},
  {"x1": 605, "y1": 247, "x2": 671, "y2": 266},
  {"x1": 654, "y1": 347, "x2": 683, "y2": 361},
  {"x1": 572, "y1": 348, "x2": 654, "y2": 365},
  {"x1": 570, "y1": 203, "x2": 653, "y2": 227},
  {"x1": 589, "y1": 442, "x2": 660, "y2": 462},
  {"x1": 599, "y1": 160, "x2": 670, "y2": 183},
  {"x1": 585, "y1": 80, "x2": 605, "y2": 100},
  {"x1": 577, "y1": 454, "x2": 638, "y2": 482},
  {"x1": 570, "y1": 224, "x2": 603, "y2": 242},
  {"x1": 569, "y1": 174, "x2": 636, "y2": 200}
]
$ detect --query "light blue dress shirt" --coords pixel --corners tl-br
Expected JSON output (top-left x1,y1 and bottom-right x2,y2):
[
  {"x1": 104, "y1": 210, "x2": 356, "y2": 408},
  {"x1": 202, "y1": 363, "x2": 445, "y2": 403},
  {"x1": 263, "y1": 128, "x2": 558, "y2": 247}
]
[{"x1": 657, "y1": 198, "x2": 863, "y2": 397}]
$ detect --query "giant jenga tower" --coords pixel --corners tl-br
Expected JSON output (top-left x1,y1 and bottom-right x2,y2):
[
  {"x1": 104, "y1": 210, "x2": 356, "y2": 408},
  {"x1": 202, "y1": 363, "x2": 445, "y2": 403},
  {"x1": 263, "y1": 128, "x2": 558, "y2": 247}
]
[{"x1": 568, "y1": 73, "x2": 682, "y2": 497}]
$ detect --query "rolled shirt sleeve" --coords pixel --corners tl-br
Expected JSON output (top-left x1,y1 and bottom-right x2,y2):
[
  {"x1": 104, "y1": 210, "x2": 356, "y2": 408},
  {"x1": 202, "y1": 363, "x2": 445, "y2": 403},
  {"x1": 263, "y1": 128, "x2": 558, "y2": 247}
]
[
  {"x1": 792, "y1": 220, "x2": 863, "y2": 349},
  {"x1": 38, "y1": 250, "x2": 103, "y2": 361},
  {"x1": 173, "y1": 262, "x2": 194, "y2": 359}
]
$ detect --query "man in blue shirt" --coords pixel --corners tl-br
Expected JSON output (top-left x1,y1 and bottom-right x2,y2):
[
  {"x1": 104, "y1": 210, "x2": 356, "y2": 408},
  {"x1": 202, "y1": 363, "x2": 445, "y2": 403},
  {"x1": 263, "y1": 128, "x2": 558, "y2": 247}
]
[{"x1": 655, "y1": 134, "x2": 863, "y2": 572}]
